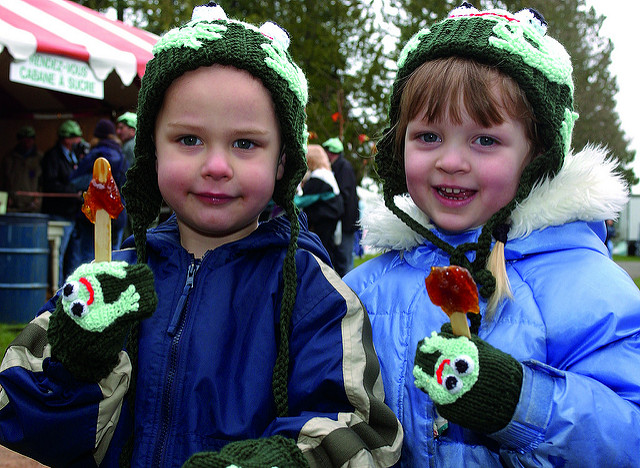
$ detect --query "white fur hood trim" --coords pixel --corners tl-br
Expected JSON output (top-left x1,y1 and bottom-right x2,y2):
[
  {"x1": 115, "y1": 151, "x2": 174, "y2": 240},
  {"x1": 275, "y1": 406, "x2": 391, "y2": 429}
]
[{"x1": 361, "y1": 145, "x2": 629, "y2": 251}]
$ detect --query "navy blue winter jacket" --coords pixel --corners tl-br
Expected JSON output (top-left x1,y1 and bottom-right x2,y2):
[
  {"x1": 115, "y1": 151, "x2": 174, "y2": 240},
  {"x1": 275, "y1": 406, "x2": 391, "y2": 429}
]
[{"x1": 0, "y1": 214, "x2": 402, "y2": 467}]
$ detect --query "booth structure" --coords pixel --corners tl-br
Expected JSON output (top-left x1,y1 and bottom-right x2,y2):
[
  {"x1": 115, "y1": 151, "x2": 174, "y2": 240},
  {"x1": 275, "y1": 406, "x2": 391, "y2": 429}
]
[
  {"x1": 0, "y1": 0, "x2": 158, "y2": 314},
  {"x1": 0, "y1": 0, "x2": 158, "y2": 146}
]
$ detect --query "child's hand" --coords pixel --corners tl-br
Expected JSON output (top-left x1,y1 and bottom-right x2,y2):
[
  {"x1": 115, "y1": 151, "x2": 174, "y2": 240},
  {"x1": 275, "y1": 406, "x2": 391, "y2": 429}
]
[
  {"x1": 48, "y1": 261, "x2": 157, "y2": 382},
  {"x1": 182, "y1": 435, "x2": 309, "y2": 468},
  {"x1": 413, "y1": 325, "x2": 523, "y2": 434}
]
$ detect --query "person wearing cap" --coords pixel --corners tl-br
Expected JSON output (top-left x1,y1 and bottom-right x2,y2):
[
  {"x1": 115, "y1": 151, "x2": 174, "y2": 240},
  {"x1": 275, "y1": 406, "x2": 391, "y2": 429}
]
[
  {"x1": 300, "y1": 144, "x2": 344, "y2": 264},
  {"x1": 0, "y1": 5, "x2": 402, "y2": 467},
  {"x1": 66, "y1": 118, "x2": 129, "y2": 273},
  {"x1": 41, "y1": 119, "x2": 84, "y2": 286},
  {"x1": 116, "y1": 111, "x2": 137, "y2": 168},
  {"x1": 344, "y1": 4, "x2": 640, "y2": 467},
  {"x1": 0, "y1": 125, "x2": 43, "y2": 212},
  {"x1": 322, "y1": 136, "x2": 359, "y2": 276}
]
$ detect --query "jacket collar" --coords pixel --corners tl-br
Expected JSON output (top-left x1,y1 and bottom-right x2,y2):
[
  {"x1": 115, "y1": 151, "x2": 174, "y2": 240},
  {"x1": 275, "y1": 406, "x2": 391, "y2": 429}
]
[
  {"x1": 124, "y1": 211, "x2": 331, "y2": 264},
  {"x1": 361, "y1": 145, "x2": 628, "y2": 251}
]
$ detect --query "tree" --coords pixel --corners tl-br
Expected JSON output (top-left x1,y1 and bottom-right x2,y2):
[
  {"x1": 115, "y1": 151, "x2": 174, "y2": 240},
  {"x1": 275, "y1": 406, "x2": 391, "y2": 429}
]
[
  {"x1": 74, "y1": 0, "x2": 126, "y2": 21},
  {"x1": 218, "y1": 1, "x2": 391, "y2": 183}
]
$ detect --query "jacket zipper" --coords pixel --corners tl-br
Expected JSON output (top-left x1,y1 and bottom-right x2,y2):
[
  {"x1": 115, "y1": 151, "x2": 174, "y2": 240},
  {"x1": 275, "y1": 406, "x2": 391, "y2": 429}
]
[{"x1": 151, "y1": 260, "x2": 199, "y2": 467}]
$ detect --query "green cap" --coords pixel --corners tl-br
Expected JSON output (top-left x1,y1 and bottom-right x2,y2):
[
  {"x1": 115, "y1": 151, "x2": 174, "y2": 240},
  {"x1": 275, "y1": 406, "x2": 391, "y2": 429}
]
[
  {"x1": 58, "y1": 120, "x2": 82, "y2": 138},
  {"x1": 16, "y1": 126, "x2": 35, "y2": 139},
  {"x1": 322, "y1": 137, "x2": 343, "y2": 154},
  {"x1": 117, "y1": 112, "x2": 137, "y2": 130}
]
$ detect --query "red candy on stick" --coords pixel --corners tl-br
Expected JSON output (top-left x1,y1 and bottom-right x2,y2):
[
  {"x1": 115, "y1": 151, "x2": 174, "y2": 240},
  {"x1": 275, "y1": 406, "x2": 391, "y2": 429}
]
[
  {"x1": 425, "y1": 266, "x2": 480, "y2": 338},
  {"x1": 81, "y1": 157, "x2": 123, "y2": 263}
]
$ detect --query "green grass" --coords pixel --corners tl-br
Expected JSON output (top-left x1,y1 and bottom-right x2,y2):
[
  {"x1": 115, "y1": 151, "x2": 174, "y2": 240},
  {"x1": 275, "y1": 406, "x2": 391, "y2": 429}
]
[
  {"x1": 353, "y1": 252, "x2": 380, "y2": 268},
  {"x1": 614, "y1": 254, "x2": 640, "y2": 262},
  {"x1": 0, "y1": 323, "x2": 26, "y2": 358}
]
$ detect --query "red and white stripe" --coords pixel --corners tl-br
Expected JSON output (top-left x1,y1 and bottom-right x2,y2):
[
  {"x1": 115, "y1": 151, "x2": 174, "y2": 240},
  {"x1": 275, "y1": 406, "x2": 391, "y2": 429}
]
[{"x1": 0, "y1": 0, "x2": 158, "y2": 84}]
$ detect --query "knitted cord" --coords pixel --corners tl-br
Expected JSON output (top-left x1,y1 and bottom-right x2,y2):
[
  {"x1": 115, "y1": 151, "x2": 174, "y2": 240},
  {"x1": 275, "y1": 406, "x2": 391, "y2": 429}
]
[{"x1": 272, "y1": 201, "x2": 301, "y2": 417}]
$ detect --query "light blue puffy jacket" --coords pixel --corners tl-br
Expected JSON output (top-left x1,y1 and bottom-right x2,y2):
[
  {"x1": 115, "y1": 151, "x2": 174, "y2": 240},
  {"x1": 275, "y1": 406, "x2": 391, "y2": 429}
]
[{"x1": 345, "y1": 146, "x2": 640, "y2": 467}]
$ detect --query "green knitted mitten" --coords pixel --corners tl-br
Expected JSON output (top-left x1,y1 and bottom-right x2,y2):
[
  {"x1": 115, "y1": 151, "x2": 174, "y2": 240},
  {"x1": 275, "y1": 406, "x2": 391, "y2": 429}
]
[
  {"x1": 48, "y1": 261, "x2": 157, "y2": 382},
  {"x1": 182, "y1": 436, "x2": 309, "y2": 468},
  {"x1": 413, "y1": 326, "x2": 523, "y2": 434}
]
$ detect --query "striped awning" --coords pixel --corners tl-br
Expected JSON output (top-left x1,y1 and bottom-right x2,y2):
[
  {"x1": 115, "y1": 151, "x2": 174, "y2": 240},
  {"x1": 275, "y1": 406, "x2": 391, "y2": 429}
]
[{"x1": 0, "y1": 0, "x2": 157, "y2": 86}]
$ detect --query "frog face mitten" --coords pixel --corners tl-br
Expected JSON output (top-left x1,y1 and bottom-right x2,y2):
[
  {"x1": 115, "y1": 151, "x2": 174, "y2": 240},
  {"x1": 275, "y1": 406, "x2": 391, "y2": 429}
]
[
  {"x1": 414, "y1": 327, "x2": 523, "y2": 434},
  {"x1": 48, "y1": 261, "x2": 157, "y2": 382}
]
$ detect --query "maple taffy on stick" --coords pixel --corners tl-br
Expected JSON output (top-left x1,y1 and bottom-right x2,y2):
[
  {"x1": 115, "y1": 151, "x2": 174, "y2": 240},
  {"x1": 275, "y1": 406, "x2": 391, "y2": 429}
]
[
  {"x1": 81, "y1": 157, "x2": 123, "y2": 262},
  {"x1": 425, "y1": 265, "x2": 480, "y2": 338}
]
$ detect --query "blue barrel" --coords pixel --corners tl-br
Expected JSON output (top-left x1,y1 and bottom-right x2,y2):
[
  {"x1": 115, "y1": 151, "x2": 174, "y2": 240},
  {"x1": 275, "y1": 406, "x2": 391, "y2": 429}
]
[{"x1": 0, "y1": 213, "x2": 50, "y2": 323}]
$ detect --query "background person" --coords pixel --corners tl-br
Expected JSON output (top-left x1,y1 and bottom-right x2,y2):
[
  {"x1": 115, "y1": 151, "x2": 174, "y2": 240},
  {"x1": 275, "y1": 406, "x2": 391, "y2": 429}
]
[
  {"x1": 300, "y1": 144, "x2": 343, "y2": 265},
  {"x1": 322, "y1": 137, "x2": 359, "y2": 276},
  {"x1": 40, "y1": 119, "x2": 84, "y2": 287},
  {"x1": 116, "y1": 111, "x2": 137, "y2": 169},
  {"x1": 116, "y1": 111, "x2": 138, "y2": 240},
  {"x1": 0, "y1": 125, "x2": 43, "y2": 212}
]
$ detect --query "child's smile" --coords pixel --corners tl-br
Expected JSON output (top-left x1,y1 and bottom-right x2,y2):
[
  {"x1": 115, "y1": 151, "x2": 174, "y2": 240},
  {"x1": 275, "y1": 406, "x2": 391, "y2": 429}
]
[
  {"x1": 404, "y1": 108, "x2": 531, "y2": 232},
  {"x1": 434, "y1": 186, "x2": 476, "y2": 206}
]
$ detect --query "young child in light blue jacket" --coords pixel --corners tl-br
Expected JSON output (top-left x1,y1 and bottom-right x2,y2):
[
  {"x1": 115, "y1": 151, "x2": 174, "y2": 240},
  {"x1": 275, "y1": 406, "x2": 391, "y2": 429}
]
[{"x1": 345, "y1": 4, "x2": 640, "y2": 467}]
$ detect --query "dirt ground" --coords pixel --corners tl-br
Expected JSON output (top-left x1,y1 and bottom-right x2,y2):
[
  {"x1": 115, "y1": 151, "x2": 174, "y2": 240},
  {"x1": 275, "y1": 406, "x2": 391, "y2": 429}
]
[{"x1": 0, "y1": 445, "x2": 46, "y2": 468}]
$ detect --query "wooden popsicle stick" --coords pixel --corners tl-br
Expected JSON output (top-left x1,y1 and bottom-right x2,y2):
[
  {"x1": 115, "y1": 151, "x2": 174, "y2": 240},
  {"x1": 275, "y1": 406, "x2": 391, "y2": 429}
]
[
  {"x1": 449, "y1": 311, "x2": 471, "y2": 338},
  {"x1": 93, "y1": 157, "x2": 111, "y2": 263},
  {"x1": 425, "y1": 266, "x2": 479, "y2": 339}
]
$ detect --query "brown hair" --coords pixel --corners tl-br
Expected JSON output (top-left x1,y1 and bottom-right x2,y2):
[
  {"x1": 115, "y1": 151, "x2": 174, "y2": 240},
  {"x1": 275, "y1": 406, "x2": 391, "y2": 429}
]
[
  {"x1": 306, "y1": 144, "x2": 331, "y2": 171},
  {"x1": 394, "y1": 56, "x2": 542, "y2": 161}
]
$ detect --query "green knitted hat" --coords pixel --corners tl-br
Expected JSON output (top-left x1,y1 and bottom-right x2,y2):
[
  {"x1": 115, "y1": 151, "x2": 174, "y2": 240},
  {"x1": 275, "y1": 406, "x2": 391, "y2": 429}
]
[
  {"x1": 322, "y1": 137, "x2": 344, "y2": 154},
  {"x1": 117, "y1": 112, "x2": 137, "y2": 130},
  {"x1": 16, "y1": 125, "x2": 35, "y2": 139},
  {"x1": 58, "y1": 120, "x2": 82, "y2": 138},
  {"x1": 376, "y1": 4, "x2": 578, "y2": 299},
  {"x1": 123, "y1": 2, "x2": 308, "y2": 264},
  {"x1": 121, "y1": 2, "x2": 309, "y2": 417}
]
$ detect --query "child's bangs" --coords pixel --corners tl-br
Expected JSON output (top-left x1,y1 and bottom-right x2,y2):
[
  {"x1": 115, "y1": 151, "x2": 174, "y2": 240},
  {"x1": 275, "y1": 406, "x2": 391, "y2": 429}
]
[
  {"x1": 407, "y1": 58, "x2": 511, "y2": 126},
  {"x1": 395, "y1": 57, "x2": 537, "y2": 158}
]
